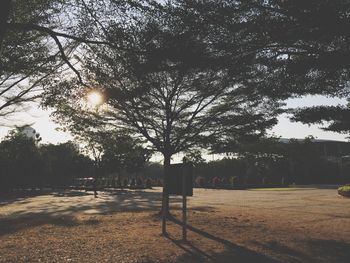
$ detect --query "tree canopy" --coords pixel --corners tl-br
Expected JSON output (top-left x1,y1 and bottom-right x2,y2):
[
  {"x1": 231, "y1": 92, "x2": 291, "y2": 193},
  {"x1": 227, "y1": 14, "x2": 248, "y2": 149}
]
[
  {"x1": 0, "y1": 0, "x2": 134, "y2": 122},
  {"x1": 292, "y1": 99, "x2": 350, "y2": 136},
  {"x1": 44, "y1": 0, "x2": 282, "y2": 161},
  {"x1": 43, "y1": 1, "x2": 284, "y2": 217}
]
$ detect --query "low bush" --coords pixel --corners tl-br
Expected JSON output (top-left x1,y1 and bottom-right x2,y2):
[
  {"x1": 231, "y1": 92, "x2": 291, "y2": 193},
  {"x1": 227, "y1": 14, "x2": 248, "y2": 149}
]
[{"x1": 338, "y1": 185, "x2": 350, "y2": 197}]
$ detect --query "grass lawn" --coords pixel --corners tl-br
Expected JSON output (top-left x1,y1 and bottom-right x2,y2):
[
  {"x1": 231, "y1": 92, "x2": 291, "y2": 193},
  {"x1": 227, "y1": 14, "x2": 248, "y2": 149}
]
[
  {"x1": 248, "y1": 187, "x2": 316, "y2": 191},
  {"x1": 1, "y1": 188, "x2": 350, "y2": 262}
]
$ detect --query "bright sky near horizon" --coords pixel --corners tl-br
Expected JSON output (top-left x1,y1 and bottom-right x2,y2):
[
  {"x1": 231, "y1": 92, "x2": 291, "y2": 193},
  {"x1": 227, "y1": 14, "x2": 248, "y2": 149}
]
[{"x1": 0, "y1": 95, "x2": 348, "y2": 147}]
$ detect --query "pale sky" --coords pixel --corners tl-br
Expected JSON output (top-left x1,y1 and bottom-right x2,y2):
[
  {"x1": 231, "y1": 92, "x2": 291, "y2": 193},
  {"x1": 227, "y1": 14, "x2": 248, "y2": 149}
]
[{"x1": 0, "y1": 95, "x2": 348, "y2": 148}]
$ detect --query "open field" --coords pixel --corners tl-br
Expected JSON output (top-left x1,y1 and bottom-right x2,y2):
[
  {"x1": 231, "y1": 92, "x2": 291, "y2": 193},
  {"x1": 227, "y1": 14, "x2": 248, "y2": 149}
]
[{"x1": 1, "y1": 187, "x2": 350, "y2": 262}]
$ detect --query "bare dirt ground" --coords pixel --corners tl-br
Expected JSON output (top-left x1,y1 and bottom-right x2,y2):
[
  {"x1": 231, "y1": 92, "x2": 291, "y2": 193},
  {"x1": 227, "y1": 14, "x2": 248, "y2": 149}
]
[{"x1": 0, "y1": 187, "x2": 350, "y2": 263}]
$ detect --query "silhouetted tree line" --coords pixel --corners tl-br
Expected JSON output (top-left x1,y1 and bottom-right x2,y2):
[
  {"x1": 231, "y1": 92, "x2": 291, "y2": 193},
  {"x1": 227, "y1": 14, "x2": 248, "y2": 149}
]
[
  {"x1": 0, "y1": 130, "x2": 93, "y2": 192},
  {"x1": 2, "y1": 129, "x2": 349, "y2": 193},
  {"x1": 0, "y1": 129, "x2": 161, "y2": 193},
  {"x1": 193, "y1": 138, "x2": 350, "y2": 189}
]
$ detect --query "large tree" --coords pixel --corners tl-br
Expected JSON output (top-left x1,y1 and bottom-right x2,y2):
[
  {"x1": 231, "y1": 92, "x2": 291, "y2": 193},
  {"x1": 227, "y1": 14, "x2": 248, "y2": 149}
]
[{"x1": 44, "y1": 2, "x2": 282, "y2": 222}]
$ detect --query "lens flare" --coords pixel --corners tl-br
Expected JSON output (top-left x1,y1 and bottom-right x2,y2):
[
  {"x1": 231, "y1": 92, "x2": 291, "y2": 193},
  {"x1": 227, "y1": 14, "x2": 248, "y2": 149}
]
[{"x1": 87, "y1": 91, "x2": 103, "y2": 107}]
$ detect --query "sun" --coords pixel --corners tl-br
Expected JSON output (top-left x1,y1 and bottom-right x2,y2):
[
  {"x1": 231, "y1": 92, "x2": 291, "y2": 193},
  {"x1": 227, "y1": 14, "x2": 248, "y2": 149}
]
[{"x1": 86, "y1": 90, "x2": 103, "y2": 107}]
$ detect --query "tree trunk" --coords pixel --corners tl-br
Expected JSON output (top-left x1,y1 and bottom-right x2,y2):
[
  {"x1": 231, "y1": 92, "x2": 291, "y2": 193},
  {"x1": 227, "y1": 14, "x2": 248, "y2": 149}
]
[
  {"x1": 161, "y1": 151, "x2": 171, "y2": 235},
  {"x1": 93, "y1": 159, "x2": 99, "y2": 198},
  {"x1": 0, "y1": 0, "x2": 11, "y2": 55},
  {"x1": 162, "y1": 152, "x2": 171, "y2": 215}
]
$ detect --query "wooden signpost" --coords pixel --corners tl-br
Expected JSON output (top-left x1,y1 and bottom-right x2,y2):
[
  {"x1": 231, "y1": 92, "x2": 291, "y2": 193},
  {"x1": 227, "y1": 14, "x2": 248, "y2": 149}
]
[{"x1": 163, "y1": 162, "x2": 193, "y2": 241}]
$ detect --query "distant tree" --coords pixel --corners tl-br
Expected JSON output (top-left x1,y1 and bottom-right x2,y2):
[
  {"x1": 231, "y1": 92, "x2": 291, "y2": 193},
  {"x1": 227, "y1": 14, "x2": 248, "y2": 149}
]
[
  {"x1": 142, "y1": 162, "x2": 163, "y2": 181},
  {"x1": 0, "y1": 127, "x2": 93, "y2": 193},
  {"x1": 183, "y1": 149, "x2": 205, "y2": 166},
  {"x1": 98, "y1": 132, "x2": 152, "y2": 176},
  {"x1": 282, "y1": 137, "x2": 330, "y2": 184},
  {"x1": 40, "y1": 141, "x2": 92, "y2": 186},
  {"x1": 52, "y1": 114, "x2": 151, "y2": 177},
  {"x1": 0, "y1": 129, "x2": 41, "y2": 191},
  {"x1": 195, "y1": 157, "x2": 247, "y2": 184}
]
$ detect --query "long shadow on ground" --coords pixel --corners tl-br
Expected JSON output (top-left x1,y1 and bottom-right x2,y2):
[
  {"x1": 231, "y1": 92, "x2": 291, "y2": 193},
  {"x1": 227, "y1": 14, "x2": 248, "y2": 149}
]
[
  {"x1": 0, "y1": 189, "x2": 187, "y2": 236},
  {"x1": 168, "y1": 216, "x2": 350, "y2": 263},
  {"x1": 0, "y1": 189, "x2": 54, "y2": 206},
  {"x1": 167, "y1": 216, "x2": 279, "y2": 263}
]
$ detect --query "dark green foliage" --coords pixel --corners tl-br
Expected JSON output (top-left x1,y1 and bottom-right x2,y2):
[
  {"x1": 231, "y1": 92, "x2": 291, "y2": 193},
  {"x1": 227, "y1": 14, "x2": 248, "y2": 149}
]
[
  {"x1": 181, "y1": 0, "x2": 350, "y2": 137},
  {"x1": 45, "y1": 0, "x2": 282, "y2": 162},
  {"x1": 141, "y1": 162, "x2": 163, "y2": 180},
  {"x1": 0, "y1": 0, "x2": 67, "y2": 118},
  {"x1": 292, "y1": 100, "x2": 350, "y2": 135},
  {"x1": 0, "y1": 131, "x2": 41, "y2": 191},
  {"x1": 282, "y1": 138, "x2": 336, "y2": 184},
  {"x1": 40, "y1": 142, "x2": 93, "y2": 186},
  {"x1": 42, "y1": 2, "x2": 283, "y2": 216},
  {"x1": 0, "y1": 127, "x2": 157, "y2": 193},
  {"x1": 230, "y1": 176, "x2": 240, "y2": 189},
  {"x1": 0, "y1": 0, "x2": 120, "y2": 119},
  {"x1": 253, "y1": 0, "x2": 349, "y2": 97},
  {"x1": 0, "y1": 129, "x2": 94, "y2": 192},
  {"x1": 183, "y1": 149, "x2": 205, "y2": 165},
  {"x1": 197, "y1": 136, "x2": 349, "y2": 187},
  {"x1": 338, "y1": 185, "x2": 350, "y2": 197},
  {"x1": 195, "y1": 158, "x2": 247, "y2": 184},
  {"x1": 341, "y1": 160, "x2": 350, "y2": 183},
  {"x1": 100, "y1": 133, "x2": 152, "y2": 176},
  {"x1": 5, "y1": 0, "x2": 349, "y2": 191}
]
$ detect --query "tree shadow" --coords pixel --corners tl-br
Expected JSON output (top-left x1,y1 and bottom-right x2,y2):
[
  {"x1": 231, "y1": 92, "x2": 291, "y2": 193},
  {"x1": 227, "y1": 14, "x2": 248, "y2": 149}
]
[
  {"x1": 251, "y1": 240, "x2": 307, "y2": 263},
  {"x1": 167, "y1": 217, "x2": 280, "y2": 263},
  {"x1": 50, "y1": 190, "x2": 93, "y2": 197},
  {"x1": 251, "y1": 239, "x2": 350, "y2": 263},
  {"x1": 0, "y1": 214, "x2": 79, "y2": 236},
  {"x1": 167, "y1": 217, "x2": 350, "y2": 262},
  {"x1": 305, "y1": 239, "x2": 350, "y2": 263},
  {"x1": 0, "y1": 213, "x2": 105, "y2": 235},
  {"x1": 166, "y1": 235, "x2": 214, "y2": 262},
  {"x1": 0, "y1": 189, "x2": 184, "y2": 236},
  {"x1": 0, "y1": 189, "x2": 51, "y2": 206}
]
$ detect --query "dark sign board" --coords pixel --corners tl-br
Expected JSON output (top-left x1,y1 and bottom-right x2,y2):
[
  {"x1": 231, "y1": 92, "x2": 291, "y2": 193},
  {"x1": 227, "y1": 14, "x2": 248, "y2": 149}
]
[{"x1": 168, "y1": 163, "x2": 193, "y2": 196}]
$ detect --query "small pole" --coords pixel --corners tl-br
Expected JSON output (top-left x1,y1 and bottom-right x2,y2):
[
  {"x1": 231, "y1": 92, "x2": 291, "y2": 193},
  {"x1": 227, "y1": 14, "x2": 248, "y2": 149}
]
[
  {"x1": 162, "y1": 166, "x2": 169, "y2": 236},
  {"x1": 162, "y1": 192, "x2": 167, "y2": 235},
  {"x1": 182, "y1": 164, "x2": 187, "y2": 241}
]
